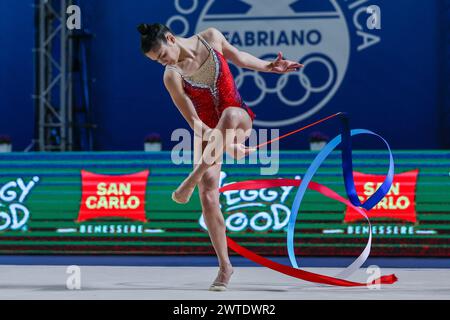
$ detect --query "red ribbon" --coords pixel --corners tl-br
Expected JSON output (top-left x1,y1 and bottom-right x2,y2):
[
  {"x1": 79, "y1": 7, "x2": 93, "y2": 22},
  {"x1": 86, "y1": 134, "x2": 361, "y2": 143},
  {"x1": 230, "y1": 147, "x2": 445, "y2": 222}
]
[{"x1": 220, "y1": 179, "x2": 398, "y2": 287}]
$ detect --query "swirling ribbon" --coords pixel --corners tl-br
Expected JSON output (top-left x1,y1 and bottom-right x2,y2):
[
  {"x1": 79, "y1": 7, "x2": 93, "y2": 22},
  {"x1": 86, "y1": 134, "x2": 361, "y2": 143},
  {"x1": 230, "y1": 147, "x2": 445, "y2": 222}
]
[{"x1": 220, "y1": 113, "x2": 398, "y2": 287}]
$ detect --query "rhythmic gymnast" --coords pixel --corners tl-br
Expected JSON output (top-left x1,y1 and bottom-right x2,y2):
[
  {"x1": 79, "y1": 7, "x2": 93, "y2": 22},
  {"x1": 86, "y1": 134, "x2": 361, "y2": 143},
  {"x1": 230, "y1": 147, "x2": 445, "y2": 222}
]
[{"x1": 138, "y1": 23, "x2": 303, "y2": 291}]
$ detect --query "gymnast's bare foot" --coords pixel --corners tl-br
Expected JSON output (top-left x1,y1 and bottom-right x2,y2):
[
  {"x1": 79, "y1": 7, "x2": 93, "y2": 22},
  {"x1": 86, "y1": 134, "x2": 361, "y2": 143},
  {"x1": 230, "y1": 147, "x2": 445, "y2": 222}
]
[
  {"x1": 172, "y1": 174, "x2": 199, "y2": 204},
  {"x1": 209, "y1": 264, "x2": 234, "y2": 292}
]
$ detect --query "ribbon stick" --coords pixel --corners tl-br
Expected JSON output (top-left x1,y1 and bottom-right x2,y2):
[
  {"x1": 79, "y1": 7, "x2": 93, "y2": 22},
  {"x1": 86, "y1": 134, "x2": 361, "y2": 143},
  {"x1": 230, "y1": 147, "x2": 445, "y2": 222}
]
[{"x1": 255, "y1": 112, "x2": 343, "y2": 149}]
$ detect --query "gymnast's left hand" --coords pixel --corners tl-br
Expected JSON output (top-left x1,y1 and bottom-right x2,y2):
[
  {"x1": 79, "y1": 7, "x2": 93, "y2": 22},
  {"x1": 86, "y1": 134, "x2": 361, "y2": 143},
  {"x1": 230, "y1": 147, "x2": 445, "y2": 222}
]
[{"x1": 268, "y1": 52, "x2": 304, "y2": 74}]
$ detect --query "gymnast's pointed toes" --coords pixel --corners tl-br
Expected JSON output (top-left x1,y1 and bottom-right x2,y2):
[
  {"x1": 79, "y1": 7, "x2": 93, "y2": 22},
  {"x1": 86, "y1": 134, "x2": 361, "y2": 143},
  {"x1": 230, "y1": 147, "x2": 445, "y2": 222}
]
[
  {"x1": 172, "y1": 191, "x2": 189, "y2": 204},
  {"x1": 171, "y1": 191, "x2": 183, "y2": 204}
]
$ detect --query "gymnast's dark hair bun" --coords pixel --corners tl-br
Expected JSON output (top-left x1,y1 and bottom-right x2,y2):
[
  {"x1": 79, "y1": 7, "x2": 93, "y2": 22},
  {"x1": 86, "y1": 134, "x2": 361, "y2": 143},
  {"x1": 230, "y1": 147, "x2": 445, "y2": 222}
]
[
  {"x1": 137, "y1": 23, "x2": 173, "y2": 54},
  {"x1": 137, "y1": 23, "x2": 151, "y2": 35}
]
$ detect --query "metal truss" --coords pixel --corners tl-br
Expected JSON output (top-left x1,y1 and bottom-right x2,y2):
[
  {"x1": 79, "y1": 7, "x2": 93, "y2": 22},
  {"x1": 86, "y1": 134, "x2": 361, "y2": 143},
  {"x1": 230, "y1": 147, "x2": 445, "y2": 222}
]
[{"x1": 35, "y1": 0, "x2": 73, "y2": 151}]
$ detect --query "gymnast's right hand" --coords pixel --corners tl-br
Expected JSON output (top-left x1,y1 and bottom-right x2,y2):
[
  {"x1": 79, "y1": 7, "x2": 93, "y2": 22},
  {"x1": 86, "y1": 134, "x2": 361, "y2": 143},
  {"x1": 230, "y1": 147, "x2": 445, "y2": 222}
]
[
  {"x1": 203, "y1": 127, "x2": 214, "y2": 141},
  {"x1": 226, "y1": 143, "x2": 257, "y2": 160}
]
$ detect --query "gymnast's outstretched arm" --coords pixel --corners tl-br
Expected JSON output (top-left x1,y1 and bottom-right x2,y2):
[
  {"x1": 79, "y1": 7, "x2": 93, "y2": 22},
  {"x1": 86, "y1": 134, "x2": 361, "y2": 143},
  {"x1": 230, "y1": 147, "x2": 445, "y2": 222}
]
[{"x1": 205, "y1": 28, "x2": 304, "y2": 74}]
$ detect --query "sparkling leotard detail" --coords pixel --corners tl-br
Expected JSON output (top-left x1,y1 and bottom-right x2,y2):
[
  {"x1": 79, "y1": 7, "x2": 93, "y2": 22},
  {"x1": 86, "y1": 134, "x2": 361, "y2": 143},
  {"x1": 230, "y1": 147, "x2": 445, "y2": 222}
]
[
  {"x1": 166, "y1": 35, "x2": 256, "y2": 128},
  {"x1": 183, "y1": 44, "x2": 216, "y2": 88}
]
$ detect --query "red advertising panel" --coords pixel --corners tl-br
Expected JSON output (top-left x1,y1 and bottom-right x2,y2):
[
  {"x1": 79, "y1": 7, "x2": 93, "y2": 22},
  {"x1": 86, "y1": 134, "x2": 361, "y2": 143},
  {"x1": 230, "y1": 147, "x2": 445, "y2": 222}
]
[
  {"x1": 78, "y1": 170, "x2": 150, "y2": 222},
  {"x1": 344, "y1": 170, "x2": 419, "y2": 223}
]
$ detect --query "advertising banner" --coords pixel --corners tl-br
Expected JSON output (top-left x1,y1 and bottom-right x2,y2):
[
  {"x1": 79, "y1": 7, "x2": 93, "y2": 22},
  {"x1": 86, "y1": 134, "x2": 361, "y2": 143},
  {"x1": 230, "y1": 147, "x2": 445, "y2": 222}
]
[{"x1": 0, "y1": 151, "x2": 449, "y2": 256}]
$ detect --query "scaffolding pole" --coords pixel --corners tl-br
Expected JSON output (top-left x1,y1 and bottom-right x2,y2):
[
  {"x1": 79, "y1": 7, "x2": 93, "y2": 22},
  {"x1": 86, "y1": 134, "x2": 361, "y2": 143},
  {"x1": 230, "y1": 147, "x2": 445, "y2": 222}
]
[{"x1": 35, "y1": 0, "x2": 73, "y2": 151}]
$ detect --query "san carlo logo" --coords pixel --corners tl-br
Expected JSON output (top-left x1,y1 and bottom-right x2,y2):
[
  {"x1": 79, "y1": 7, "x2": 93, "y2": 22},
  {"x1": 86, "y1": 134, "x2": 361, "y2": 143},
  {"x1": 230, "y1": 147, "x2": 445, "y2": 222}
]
[
  {"x1": 56, "y1": 170, "x2": 165, "y2": 235},
  {"x1": 167, "y1": 0, "x2": 381, "y2": 127}
]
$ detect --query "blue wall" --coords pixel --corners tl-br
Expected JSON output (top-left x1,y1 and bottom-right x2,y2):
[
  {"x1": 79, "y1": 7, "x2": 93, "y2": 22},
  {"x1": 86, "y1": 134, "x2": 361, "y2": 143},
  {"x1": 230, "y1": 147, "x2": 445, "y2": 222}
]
[
  {"x1": 0, "y1": 0, "x2": 34, "y2": 151},
  {"x1": 0, "y1": 0, "x2": 448, "y2": 151}
]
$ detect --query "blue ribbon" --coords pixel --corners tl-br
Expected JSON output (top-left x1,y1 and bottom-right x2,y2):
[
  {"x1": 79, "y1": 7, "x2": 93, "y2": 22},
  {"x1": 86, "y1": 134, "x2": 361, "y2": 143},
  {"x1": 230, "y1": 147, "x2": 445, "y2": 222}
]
[{"x1": 287, "y1": 114, "x2": 395, "y2": 270}]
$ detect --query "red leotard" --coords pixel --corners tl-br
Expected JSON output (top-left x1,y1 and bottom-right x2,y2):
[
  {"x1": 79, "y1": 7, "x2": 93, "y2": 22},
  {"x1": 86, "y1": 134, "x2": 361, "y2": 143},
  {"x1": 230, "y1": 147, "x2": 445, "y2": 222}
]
[{"x1": 167, "y1": 35, "x2": 256, "y2": 128}]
